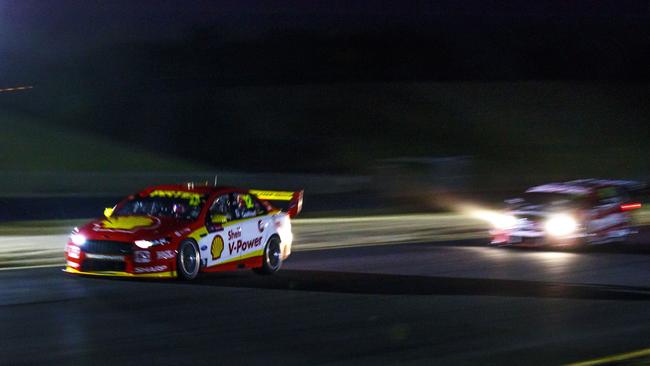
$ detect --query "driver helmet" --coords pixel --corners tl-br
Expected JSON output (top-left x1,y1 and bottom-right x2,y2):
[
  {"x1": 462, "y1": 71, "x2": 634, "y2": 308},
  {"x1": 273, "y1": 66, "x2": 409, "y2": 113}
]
[{"x1": 172, "y1": 203, "x2": 187, "y2": 215}]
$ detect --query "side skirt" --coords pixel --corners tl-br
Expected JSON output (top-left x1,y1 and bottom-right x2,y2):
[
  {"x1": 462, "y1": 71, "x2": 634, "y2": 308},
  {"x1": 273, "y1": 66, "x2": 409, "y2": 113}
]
[{"x1": 201, "y1": 256, "x2": 263, "y2": 273}]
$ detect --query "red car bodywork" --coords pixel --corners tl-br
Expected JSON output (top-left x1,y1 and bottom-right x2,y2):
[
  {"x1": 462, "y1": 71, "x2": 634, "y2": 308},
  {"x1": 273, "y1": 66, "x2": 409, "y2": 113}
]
[
  {"x1": 64, "y1": 184, "x2": 302, "y2": 278},
  {"x1": 491, "y1": 179, "x2": 643, "y2": 246}
]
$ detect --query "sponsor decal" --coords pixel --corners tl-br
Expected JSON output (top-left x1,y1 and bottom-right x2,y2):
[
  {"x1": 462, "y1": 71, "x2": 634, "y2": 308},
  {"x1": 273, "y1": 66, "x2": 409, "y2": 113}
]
[
  {"x1": 134, "y1": 250, "x2": 151, "y2": 263},
  {"x1": 258, "y1": 220, "x2": 265, "y2": 233},
  {"x1": 93, "y1": 216, "x2": 160, "y2": 233},
  {"x1": 156, "y1": 250, "x2": 175, "y2": 260},
  {"x1": 228, "y1": 229, "x2": 241, "y2": 240},
  {"x1": 149, "y1": 190, "x2": 202, "y2": 206},
  {"x1": 85, "y1": 253, "x2": 125, "y2": 261},
  {"x1": 228, "y1": 236, "x2": 263, "y2": 255},
  {"x1": 134, "y1": 265, "x2": 167, "y2": 273},
  {"x1": 67, "y1": 245, "x2": 81, "y2": 259},
  {"x1": 211, "y1": 236, "x2": 224, "y2": 260},
  {"x1": 249, "y1": 190, "x2": 294, "y2": 201}
]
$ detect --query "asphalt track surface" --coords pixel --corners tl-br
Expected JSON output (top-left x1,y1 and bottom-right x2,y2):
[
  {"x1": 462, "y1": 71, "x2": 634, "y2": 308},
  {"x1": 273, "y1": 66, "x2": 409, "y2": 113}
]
[{"x1": 2, "y1": 240, "x2": 650, "y2": 365}]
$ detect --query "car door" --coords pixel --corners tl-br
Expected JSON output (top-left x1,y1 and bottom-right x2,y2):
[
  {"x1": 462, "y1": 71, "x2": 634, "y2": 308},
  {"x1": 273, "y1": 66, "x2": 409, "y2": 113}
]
[
  {"x1": 200, "y1": 192, "x2": 273, "y2": 268},
  {"x1": 587, "y1": 186, "x2": 628, "y2": 237},
  {"x1": 200, "y1": 193, "x2": 240, "y2": 269},
  {"x1": 223, "y1": 192, "x2": 270, "y2": 261}
]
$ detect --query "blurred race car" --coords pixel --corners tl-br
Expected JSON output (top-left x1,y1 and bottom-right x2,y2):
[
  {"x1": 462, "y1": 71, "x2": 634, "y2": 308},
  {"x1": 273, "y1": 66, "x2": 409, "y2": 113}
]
[
  {"x1": 64, "y1": 184, "x2": 303, "y2": 280},
  {"x1": 490, "y1": 179, "x2": 645, "y2": 246}
]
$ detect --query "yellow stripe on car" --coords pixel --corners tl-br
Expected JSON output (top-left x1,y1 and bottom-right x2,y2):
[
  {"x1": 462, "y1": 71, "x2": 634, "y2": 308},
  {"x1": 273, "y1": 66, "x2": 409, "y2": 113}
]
[
  {"x1": 219, "y1": 249, "x2": 264, "y2": 265},
  {"x1": 249, "y1": 189, "x2": 294, "y2": 201},
  {"x1": 188, "y1": 226, "x2": 209, "y2": 242},
  {"x1": 64, "y1": 267, "x2": 177, "y2": 278}
]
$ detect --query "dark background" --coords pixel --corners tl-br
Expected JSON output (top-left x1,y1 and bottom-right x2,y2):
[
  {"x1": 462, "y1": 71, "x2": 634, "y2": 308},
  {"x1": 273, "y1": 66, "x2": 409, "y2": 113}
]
[{"x1": 1, "y1": 0, "x2": 649, "y2": 176}]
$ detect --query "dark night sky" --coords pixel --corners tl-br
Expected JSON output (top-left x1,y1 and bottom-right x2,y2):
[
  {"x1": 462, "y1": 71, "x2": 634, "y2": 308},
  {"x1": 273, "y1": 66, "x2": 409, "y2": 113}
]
[
  {"x1": 2, "y1": 1, "x2": 649, "y2": 173},
  {"x1": 2, "y1": 0, "x2": 649, "y2": 78}
]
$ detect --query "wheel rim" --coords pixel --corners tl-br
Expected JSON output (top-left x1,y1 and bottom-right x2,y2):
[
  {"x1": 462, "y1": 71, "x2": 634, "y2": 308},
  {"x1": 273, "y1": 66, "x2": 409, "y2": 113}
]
[
  {"x1": 266, "y1": 240, "x2": 281, "y2": 270},
  {"x1": 180, "y1": 243, "x2": 198, "y2": 275}
]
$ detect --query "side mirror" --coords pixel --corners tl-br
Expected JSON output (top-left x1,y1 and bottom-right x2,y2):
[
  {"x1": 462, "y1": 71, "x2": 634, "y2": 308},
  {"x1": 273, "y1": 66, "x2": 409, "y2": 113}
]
[
  {"x1": 104, "y1": 207, "x2": 114, "y2": 218},
  {"x1": 210, "y1": 214, "x2": 228, "y2": 224}
]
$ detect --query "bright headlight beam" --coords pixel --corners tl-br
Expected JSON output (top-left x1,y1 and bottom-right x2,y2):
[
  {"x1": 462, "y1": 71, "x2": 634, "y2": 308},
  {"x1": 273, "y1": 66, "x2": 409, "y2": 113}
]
[
  {"x1": 134, "y1": 238, "x2": 170, "y2": 249},
  {"x1": 470, "y1": 209, "x2": 516, "y2": 230},
  {"x1": 544, "y1": 214, "x2": 578, "y2": 237},
  {"x1": 70, "y1": 233, "x2": 86, "y2": 245},
  {"x1": 134, "y1": 240, "x2": 153, "y2": 249},
  {"x1": 492, "y1": 214, "x2": 517, "y2": 230}
]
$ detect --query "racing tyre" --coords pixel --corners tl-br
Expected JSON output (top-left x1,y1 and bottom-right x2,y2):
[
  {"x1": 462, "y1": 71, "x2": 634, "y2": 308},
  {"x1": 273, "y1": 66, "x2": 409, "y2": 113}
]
[
  {"x1": 177, "y1": 239, "x2": 200, "y2": 280},
  {"x1": 253, "y1": 235, "x2": 282, "y2": 275}
]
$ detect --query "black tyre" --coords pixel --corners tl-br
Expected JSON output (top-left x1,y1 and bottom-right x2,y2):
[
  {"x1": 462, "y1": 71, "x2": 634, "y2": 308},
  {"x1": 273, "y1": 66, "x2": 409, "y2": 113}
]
[
  {"x1": 253, "y1": 236, "x2": 282, "y2": 275},
  {"x1": 176, "y1": 240, "x2": 200, "y2": 280}
]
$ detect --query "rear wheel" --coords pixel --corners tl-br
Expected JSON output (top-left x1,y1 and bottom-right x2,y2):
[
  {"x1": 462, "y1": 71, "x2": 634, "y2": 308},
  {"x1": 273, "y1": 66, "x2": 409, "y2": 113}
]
[
  {"x1": 253, "y1": 236, "x2": 282, "y2": 275},
  {"x1": 177, "y1": 240, "x2": 200, "y2": 280}
]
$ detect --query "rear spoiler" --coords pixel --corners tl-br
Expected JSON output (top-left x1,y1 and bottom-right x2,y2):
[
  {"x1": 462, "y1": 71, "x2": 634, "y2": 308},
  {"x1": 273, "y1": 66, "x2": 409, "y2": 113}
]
[{"x1": 250, "y1": 189, "x2": 304, "y2": 218}]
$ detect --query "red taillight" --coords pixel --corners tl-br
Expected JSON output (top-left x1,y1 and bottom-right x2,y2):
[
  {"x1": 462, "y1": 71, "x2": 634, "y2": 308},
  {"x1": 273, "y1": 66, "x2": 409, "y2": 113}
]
[{"x1": 620, "y1": 203, "x2": 642, "y2": 211}]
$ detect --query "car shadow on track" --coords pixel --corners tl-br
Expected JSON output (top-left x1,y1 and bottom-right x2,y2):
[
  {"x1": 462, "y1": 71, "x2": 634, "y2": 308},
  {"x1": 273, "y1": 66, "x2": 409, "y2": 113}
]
[{"x1": 181, "y1": 269, "x2": 650, "y2": 301}]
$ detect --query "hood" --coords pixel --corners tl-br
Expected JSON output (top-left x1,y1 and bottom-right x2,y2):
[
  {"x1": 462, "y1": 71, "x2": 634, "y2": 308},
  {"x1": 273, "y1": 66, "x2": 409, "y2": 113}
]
[
  {"x1": 510, "y1": 202, "x2": 585, "y2": 221},
  {"x1": 509, "y1": 197, "x2": 581, "y2": 213},
  {"x1": 77, "y1": 215, "x2": 194, "y2": 242}
]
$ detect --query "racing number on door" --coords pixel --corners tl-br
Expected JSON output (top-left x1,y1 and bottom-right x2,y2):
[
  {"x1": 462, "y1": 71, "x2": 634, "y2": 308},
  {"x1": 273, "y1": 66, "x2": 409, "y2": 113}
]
[{"x1": 242, "y1": 195, "x2": 254, "y2": 209}]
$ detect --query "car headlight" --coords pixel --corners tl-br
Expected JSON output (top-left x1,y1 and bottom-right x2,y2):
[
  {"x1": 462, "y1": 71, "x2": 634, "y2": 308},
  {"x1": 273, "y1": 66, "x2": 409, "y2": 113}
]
[
  {"x1": 544, "y1": 214, "x2": 578, "y2": 237},
  {"x1": 70, "y1": 233, "x2": 86, "y2": 245},
  {"x1": 134, "y1": 238, "x2": 170, "y2": 249}
]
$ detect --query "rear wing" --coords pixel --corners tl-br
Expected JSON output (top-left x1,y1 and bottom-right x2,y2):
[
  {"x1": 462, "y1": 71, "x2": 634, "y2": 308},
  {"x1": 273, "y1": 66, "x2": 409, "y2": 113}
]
[{"x1": 250, "y1": 189, "x2": 304, "y2": 218}]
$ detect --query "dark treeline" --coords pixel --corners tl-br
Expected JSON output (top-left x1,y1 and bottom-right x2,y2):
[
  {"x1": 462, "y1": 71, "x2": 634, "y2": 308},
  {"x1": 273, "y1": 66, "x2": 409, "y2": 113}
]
[{"x1": 4, "y1": 18, "x2": 650, "y2": 173}]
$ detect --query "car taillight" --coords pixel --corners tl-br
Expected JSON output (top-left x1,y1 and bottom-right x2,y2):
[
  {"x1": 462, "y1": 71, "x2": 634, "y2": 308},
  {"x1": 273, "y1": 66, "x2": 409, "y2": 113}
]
[{"x1": 620, "y1": 203, "x2": 642, "y2": 211}]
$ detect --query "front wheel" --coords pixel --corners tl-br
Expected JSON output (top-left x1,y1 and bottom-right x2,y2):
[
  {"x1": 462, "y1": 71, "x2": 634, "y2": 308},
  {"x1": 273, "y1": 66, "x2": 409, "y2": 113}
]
[
  {"x1": 177, "y1": 240, "x2": 200, "y2": 280},
  {"x1": 253, "y1": 236, "x2": 282, "y2": 275}
]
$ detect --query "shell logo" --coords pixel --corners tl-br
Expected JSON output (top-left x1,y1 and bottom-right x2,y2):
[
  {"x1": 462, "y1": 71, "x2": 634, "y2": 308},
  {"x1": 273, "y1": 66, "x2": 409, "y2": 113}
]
[
  {"x1": 95, "y1": 216, "x2": 157, "y2": 232},
  {"x1": 211, "y1": 235, "x2": 224, "y2": 260}
]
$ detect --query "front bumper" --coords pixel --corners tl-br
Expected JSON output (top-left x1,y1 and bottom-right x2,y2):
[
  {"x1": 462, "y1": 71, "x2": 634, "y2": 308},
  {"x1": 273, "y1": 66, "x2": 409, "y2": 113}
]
[
  {"x1": 491, "y1": 229, "x2": 586, "y2": 246},
  {"x1": 64, "y1": 266, "x2": 176, "y2": 278},
  {"x1": 65, "y1": 241, "x2": 177, "y2": 278}
]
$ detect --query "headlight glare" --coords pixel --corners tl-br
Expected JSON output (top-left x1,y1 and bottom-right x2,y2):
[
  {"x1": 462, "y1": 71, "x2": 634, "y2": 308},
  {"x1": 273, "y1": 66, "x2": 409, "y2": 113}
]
[
  {"x1": 134, "y1": 238, "x2": 170, "y2": 249},
  {"x1": 544, "y1": 214, "x2": 578, "y2": 237},
  {"x1": 70, "y1": 233, "x2": 86, "y2": 245},
  {"x1": 491, "y1": 214, "x2": 517, "y2": 230}
]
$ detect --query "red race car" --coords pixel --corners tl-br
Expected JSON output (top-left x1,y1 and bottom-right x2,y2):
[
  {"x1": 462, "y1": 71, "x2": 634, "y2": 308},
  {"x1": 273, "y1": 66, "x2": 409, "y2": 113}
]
[
  {"x1": 64, "y1": 184, "x2": 303, "y2": 280},
  {"x1": 490, "y1": 179, "x2": 644, "y2": 247}
]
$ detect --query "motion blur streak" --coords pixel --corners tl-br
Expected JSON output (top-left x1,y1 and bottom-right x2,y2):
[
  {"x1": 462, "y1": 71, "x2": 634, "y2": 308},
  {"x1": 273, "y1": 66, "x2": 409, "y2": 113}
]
[
  {"x1": 565, "y1": 347, "x2": 650, "y2": 366},
  {"x1": 0, "y1": 214, "x2": 490, "y2": 269},
  {"x1": 0, "y1": 85, "x2": 33, "y2": 93},
  {"x1": 454, "y1": 203, "x2": 515, "y2": 230}
]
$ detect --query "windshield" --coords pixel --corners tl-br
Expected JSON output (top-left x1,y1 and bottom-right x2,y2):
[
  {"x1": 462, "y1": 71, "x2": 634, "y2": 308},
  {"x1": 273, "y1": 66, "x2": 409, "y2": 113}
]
[
  {"x1": 114, "y1": 196, "x2": 205, "y2": 220},
  {"x1": 522, "y1": 192, "x2": 587, "y2": 207}
]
